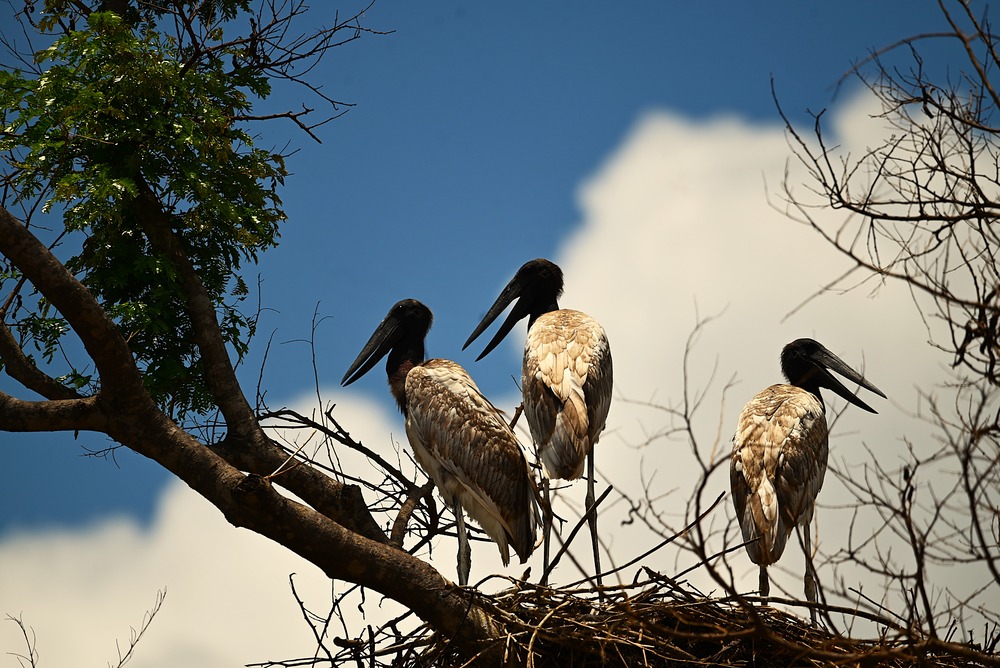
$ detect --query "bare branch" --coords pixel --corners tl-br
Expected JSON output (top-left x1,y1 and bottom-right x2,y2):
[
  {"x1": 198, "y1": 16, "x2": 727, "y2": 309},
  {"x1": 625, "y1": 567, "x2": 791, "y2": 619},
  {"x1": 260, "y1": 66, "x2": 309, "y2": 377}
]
[{"x1": 5, "y1": 614, "x2": 39, "y2": 668}]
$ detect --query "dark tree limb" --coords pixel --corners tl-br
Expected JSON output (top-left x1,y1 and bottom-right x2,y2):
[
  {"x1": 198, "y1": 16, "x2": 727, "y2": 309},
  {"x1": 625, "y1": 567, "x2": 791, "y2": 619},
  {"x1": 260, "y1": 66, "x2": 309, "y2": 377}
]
[
  {"x1": 127, "y1": 177, "x2": 268, "y2": 446},
  {"x1": 0, "y1": 392, "x2": 105, "y2": 432},
  {"x1": 0, "y1": 207, "x2": 145, "y2": 405},
  {"x1": 0, "y1": 319, "x2": 81, "y2": 400}
]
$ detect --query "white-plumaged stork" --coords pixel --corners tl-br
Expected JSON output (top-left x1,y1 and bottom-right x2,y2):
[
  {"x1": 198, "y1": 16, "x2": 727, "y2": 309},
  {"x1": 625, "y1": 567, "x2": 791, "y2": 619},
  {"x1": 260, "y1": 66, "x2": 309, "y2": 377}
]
[
  {"x1": 731, "y1": 337, "x2": 885, "y2": 622},
  {"x1": 463, "y1": 258, "x2": 613, "y2": 587},
  {"x1": 341, "y1": 299, "x2": 539, "y2": 586}
]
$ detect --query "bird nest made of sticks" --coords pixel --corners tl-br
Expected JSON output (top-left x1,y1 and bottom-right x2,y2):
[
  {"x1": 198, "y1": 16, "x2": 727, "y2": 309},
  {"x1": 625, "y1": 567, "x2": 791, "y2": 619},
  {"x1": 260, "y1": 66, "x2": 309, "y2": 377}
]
[{"x1": 395, "y1": 569, "x2": 999, "y2": 668}]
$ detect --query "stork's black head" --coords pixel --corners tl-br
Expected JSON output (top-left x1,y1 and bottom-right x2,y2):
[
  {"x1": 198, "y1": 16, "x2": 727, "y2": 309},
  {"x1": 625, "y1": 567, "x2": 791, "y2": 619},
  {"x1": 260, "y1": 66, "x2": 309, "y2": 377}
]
[
  {"x1": 341, "y1": 299, "x2": 433, "y2": 387},
  {"x1": 463, "y1": 258, "x2": 564, "y2": 361},
  {"x1": 780, "y1": 338, "x2": 887, "y2": 413}
]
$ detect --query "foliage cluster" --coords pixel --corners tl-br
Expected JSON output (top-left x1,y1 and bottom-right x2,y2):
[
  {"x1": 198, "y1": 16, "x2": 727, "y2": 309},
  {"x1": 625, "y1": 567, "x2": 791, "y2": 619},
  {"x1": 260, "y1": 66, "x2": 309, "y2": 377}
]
[{"x1": 1, "y1": 3, "x2": 284, "y2": 417}]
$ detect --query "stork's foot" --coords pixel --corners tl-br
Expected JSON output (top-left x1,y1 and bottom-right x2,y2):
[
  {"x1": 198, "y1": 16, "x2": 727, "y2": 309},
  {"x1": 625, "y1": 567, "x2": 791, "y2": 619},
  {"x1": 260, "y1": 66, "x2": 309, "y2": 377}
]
[{"x1": 758, "y1": 566, "x2": 770, "y2": 606}]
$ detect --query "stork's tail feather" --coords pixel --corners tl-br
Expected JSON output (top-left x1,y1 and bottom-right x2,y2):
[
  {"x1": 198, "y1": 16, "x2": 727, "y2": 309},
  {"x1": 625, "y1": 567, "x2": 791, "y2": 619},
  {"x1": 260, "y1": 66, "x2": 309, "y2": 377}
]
[
  {"x1": 742, "y1": 475, "x2": 789, "y2": 566},
  {"x1": 540, "y1": 388, "x2": 590, "y2": 480}
]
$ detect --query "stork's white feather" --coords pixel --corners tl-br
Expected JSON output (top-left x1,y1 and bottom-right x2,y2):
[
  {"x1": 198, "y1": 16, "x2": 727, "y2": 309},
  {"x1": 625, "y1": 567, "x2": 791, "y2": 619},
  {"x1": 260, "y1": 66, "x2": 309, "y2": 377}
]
[
  {"x1": 404, "y1": 359, "x2": 539, "y2": 565},
  {"x1": 731, "y1": 384, "x2": 827, "y2": 566},
  {"x1": 522, "y1": 309, "x2": 613, "y2": 480}
]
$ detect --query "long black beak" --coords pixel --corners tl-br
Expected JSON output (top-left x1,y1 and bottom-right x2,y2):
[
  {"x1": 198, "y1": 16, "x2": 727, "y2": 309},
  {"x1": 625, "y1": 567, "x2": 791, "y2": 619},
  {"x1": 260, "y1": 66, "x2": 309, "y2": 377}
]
[
  {"x1": 813, "y1": 346, "x2": 887, "y2": 414},
  {"x1": 341, "y1": 312, "x2": 401, "y2": 386},
  {"x1": 463, "y1": 277, "x2": 530, "y2": 361}
]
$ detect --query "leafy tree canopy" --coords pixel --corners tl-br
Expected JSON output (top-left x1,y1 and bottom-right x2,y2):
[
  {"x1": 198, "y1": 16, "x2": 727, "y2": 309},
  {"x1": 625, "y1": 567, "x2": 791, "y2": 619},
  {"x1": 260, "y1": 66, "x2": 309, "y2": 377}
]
[{"x1": 1, "y1": 2, "x2": 286, "y2": 419}]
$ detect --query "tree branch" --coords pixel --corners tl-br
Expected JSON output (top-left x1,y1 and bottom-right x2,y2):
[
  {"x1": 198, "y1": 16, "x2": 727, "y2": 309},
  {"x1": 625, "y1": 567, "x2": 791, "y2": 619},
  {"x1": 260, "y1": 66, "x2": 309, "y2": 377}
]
[
  {"x1": 128, "y1": 178, "x2": 266, "y2": 445},
  {"x1": 0, "y1": 206, "x2": 145, "y2": 405},
  {"x1": 0, "y1": 391, "x2": 105, "y2": 432},
  {"x1": 209, "y1": 434, "x2": 391, "y2": 545},
  {"x1": 0, "y1": 319, "x2": 81, "y2": 400}
]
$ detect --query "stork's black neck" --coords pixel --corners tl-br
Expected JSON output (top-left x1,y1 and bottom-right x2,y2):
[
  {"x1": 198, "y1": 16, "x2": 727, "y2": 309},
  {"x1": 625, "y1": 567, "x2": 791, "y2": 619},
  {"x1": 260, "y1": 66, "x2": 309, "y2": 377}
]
[
  {"x1": 794, "y1": 376, "x2": 826, "y2": 411},
  {"x1": 782, "y1": 356, "x2": 827, "y2": 411},
  {"x1": 386, "y1": 340, "x2": 424, "y2": 416},
  {"x1": 527, "y1": 298, "x2": 560, "y2": 329}
]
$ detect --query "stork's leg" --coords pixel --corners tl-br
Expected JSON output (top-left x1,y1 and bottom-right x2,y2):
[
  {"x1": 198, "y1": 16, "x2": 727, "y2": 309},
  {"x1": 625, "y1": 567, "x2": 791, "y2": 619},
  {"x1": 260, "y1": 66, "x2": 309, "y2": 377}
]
[
  {"x1": 804, "y1": 525, "x2": 817, "y2": 624},
  {"x1": 454, "y1": 501, "x2": 471, "y2": 586},
  {"x1": 758, "y1": 565, "x2": 769, "y2": 604},
  {"x1": 586, "y1": 450, "x2": 603, "y2": 592},
  {"x1": 540, "y1": 477, "x2": 553, "y2": 586}
]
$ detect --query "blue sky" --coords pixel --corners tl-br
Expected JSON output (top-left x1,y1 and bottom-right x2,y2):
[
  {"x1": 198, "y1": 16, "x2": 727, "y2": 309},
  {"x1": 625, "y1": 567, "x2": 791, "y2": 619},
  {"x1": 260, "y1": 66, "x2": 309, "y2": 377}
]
[{"x1": 1, "y1": 2, "x2": 980, "y2": 665}]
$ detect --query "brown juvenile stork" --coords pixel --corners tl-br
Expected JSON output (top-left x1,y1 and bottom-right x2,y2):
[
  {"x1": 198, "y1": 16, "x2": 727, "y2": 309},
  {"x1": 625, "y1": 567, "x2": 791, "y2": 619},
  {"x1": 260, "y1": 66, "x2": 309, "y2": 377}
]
[
  {"x1": 731, "y1": 338, "x2": 885, "y2": 622},
  {"x1": 464, "y1": 258, "x2": 612, "y2": 587},
  {"x1": 342, "y1": 299, "x2": 539, "y2": 586}
]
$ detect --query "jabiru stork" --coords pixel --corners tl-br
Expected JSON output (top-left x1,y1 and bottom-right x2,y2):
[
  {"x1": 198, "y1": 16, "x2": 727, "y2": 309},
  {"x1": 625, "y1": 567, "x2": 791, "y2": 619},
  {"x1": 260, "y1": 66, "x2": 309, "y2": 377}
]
[
  {"x1": 731, "y1": 337, "x2": 885, "y2": 622},
  {"x1": 463, "y1": 258, "x2": 613, "y2": 588},
  {"x1": 342, "y1": 299, "x2": 539, "y2": 586}
]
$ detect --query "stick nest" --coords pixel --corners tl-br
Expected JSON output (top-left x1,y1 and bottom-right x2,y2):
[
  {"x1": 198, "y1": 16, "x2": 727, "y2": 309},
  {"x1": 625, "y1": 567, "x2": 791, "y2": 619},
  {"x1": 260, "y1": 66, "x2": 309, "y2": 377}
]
[{"x1": 405, "y1": 570, "x2": 999, "y2": 667}]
